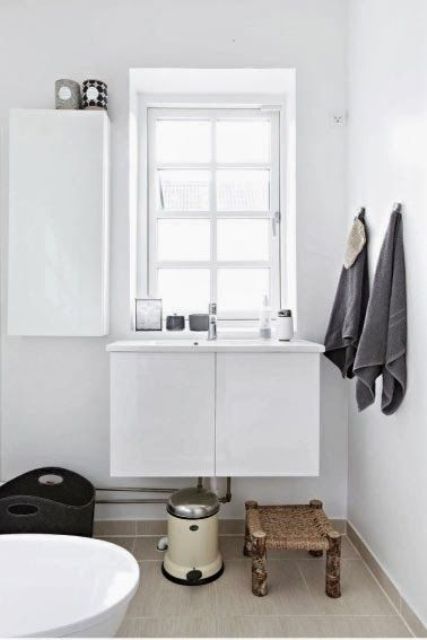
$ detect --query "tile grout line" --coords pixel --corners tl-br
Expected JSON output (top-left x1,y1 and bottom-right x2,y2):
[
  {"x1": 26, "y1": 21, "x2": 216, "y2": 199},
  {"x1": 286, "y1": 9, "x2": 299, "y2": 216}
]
[
  {"x1": 130, "y1": 536, "x2": 136, "y2": 554},
  {"x1": 97, "y1": 533, "x2": 246, "y2": 538},
  {"x1": 295, "y1": 556, "x2": 319, "y2": 609},
  {"x1": 111, "y1": 530, "x2": 416, "y2": 636},
  {"x1": 348, "y1": 522, "x2": 427, "y2": 637},
  {"x1": 125, "y1": 613, "x2": 410, "y2": 620},
  {"x1": 347, "y1": 523, "x2": 422, "y2": 637},
  {"x1": 289, "y1": 550, "x2": 410, "y2": 631},
  {"x1": 349, "y1": 544, "x2": 414, "y2": 637}
]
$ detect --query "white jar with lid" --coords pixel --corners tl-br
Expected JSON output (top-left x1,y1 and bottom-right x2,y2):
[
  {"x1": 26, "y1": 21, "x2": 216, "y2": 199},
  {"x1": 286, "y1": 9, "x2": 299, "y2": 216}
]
[{"x1": 277, "y1": 309, "x2": 294, "y2": 341}]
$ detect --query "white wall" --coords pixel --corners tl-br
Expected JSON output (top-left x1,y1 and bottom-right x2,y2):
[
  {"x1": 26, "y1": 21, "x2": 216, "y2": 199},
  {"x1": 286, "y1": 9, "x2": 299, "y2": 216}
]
[
  {"x1": 0, "y1": 0, "x2": 348, "y2": 519},
  {"x1": 348, "y1": 0, "x2": 427, "y2": 625}
]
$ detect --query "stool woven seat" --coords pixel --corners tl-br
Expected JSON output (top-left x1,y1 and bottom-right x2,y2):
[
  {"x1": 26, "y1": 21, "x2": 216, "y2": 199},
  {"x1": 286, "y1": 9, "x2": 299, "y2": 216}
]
[{"x1": 244, "y1": 499, "x2": 341, "y2": 599}]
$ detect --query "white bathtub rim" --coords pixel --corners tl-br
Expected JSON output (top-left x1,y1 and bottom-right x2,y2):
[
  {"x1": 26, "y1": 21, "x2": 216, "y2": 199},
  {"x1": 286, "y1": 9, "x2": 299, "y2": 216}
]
[
  {"x1": 29, "y1": 600, "x2": 130, "y2": 638},
  {"x1": 0, "y1": 534, "x2": 139, "y2": 638}
]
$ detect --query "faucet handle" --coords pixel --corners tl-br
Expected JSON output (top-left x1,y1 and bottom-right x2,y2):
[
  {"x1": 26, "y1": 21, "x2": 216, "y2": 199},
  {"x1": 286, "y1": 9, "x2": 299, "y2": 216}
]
[{"x1": 208, "y1": 302, "x2": 217, "y2": 315}]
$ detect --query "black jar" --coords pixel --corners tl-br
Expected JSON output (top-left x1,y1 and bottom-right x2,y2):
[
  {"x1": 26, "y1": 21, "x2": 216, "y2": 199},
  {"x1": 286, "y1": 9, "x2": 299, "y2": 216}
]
[
  {"x1": 189, "y1": 314, "x2": 209, "y2": 331},
  {"x1": 166, "y1": 314, "x2": 185, "y2": 331}
]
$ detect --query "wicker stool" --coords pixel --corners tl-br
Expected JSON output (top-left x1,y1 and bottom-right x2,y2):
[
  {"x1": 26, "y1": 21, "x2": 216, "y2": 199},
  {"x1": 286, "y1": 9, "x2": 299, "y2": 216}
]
[{"x1": 244, "y1": 499, "x2": 341, "y2": 599}]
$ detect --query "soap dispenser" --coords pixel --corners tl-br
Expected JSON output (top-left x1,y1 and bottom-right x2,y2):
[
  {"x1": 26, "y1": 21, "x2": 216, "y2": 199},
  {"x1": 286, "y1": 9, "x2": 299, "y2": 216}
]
[
  {"x1": 259, "y1": 295, "x2": 272, "y2": 339},
  {"x1": 277, "y1": 309, "x2": 294, "y2": 341}
]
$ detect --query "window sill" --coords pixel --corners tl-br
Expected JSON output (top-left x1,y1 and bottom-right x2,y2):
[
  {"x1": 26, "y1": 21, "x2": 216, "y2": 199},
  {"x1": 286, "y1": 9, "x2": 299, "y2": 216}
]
[{"x1": 130, "y1": 326, "x2": 263, "y2": 340}]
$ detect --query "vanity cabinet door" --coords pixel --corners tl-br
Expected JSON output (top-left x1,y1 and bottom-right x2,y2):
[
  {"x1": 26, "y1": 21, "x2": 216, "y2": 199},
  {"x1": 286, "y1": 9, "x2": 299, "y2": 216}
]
[
  {"x1": 216, "y1": 353, "x2": 320, "y2": 476},
  {"x1": 111, "y1": 352, "x2": 215, "y2": 477}
]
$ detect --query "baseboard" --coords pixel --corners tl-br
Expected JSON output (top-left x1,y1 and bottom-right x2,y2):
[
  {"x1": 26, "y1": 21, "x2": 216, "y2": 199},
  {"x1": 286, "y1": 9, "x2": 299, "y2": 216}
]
[
  {"x1": 347, "y1": 521, "x2": 427, "y2": 638},
  {"x1": 94, "y1": 517, "x2": 346, "y2": 537}
]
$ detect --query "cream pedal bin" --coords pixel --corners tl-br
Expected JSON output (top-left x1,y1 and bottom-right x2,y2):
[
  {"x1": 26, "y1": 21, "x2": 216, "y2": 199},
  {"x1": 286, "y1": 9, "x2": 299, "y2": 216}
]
[{"x1": 162, "y1": 486, "x2": 224, "y2": 585}]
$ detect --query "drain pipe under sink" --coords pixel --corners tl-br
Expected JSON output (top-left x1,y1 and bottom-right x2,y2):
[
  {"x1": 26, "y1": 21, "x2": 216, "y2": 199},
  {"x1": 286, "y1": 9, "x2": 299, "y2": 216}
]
[
  {"x1": 95, "y1": 479, "x2": 232, "y2": 505},
  {"x1": 95, "y1": 485, "x2": 177, "y2": 504}
]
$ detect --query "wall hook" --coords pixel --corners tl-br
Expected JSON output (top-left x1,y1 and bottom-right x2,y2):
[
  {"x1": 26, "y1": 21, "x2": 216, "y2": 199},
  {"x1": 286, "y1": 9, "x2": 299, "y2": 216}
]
[{"x1": 354, "y1": 206, "x2": 366, "y2": 221}]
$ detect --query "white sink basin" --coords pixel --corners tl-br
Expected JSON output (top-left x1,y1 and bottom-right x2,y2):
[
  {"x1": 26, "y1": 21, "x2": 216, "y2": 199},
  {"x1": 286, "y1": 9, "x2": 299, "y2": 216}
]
[{"x1": 107, "y1": 338, "x2": 324, "y2": 353}]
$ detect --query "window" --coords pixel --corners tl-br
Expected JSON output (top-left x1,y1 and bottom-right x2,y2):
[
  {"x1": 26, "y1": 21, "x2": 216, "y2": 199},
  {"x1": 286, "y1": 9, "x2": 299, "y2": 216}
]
[{"x1": 146, "y1": 107, "x2": 281, "y2": 320}]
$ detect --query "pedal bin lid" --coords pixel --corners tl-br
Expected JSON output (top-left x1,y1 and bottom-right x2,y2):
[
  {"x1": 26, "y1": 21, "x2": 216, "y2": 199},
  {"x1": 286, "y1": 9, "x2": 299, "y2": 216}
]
[{"x1": 167, "y1": 487, "x2": 220, "y2": 519}]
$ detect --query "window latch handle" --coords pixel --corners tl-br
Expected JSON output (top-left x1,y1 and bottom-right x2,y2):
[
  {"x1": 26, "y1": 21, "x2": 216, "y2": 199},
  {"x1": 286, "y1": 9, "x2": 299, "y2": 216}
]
[{"x1": 272, "y1": 211, "x2": 281, "y2": 237}]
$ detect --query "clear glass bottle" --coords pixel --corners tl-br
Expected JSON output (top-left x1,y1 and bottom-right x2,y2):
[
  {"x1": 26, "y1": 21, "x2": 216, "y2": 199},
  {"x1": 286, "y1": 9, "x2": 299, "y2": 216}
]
[{"x1": 259, "y1": 295, "x2": 272, "y2": 339}]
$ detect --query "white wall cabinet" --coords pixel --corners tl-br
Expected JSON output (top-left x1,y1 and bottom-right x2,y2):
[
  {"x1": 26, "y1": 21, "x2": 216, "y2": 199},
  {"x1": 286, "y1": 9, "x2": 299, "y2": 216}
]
[
  {"x1": 109, "y1": 344, "x2": 321, "y2": 477},
  {"x1": 110, "y1": 353, "x2": 216, "y2": 477},
  {"x1": 8, "y1": 109, "x2": 110, "y2": 336}
]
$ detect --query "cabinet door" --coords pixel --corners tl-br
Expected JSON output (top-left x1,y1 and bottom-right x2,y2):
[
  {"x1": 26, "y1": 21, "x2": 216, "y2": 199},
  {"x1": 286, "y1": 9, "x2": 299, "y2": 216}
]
[
  {"x1": 216, "y1": 353, "x2": 320, "y2": 476},
  {"x1": 111, "y1": 353, "x2": 215, "y2": 477},
  {"x1": 8, "y1": 109, "x2": 109, "y2": 336}
]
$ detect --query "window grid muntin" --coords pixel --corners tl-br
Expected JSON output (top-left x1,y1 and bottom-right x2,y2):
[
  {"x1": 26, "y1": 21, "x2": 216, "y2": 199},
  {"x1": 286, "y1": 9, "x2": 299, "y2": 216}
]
[{"x1": 147, "y1": 107, "x2": 280, "y2": 320}]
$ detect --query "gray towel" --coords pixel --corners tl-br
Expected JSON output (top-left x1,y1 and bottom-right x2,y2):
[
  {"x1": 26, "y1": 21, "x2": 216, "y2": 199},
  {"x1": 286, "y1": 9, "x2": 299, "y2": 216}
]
[
  {"x1": 354, "y1": 209, "x2": 407, "y2": 414},
  {"x1": 324, "y1": 211, "x2": 369, "y2": 378}
]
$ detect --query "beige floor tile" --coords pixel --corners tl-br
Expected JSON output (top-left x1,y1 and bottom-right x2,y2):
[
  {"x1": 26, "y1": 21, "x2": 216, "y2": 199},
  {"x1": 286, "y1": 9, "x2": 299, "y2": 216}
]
[
  {"x1": 217, "y1": 614, "x2": 411, "y2": 638},
  {"x1": 118, "y1": 616, "x2": 217, "y2": 637},
  {"x1": 127, "y1": 561, "x2": 215, "y2": 618},
  {"x1": 214, "y1": 559, "x2": 314, "y2": 616},
  {"x1": 94, "y1": 520, "x2": 136, "y2": 536},
  {"x1": 219, "y1": 519, "x2": 245, "y2": 534},
  {"x1": 119, "y1": 614, "x2": 410, "y2": 638},
  {"x1": 217, "y1": 615, "x2": 285, "y2": 637},
  {"x1": 330, "y1": 519, "x2": 348, "y2": 534},
  {"x1": 133, "y1": 536, "x2": 168, "y2": 561},
  {"x1": 401, "y1": 600, "x2": 427, "y2": 637},
  {"x1": 347, "y1": 525, "x2": 401, "y2": 609},
  {"x1": 136, "y1": 520, "x2": 168, "y2": 536},
  {"x1": 368, "y1": 563, "x2": 401, "y2": 610},
  {"x1": 116, "y1": 538, "x2": 409, "y2": 639},
  {"x1": 284, "y1": 615, "x2": 411, "y2": 637},
  {"x1": 220, "y1": 535, "x2": 248, "y2": 560},
  {"x1": 96, "y1": 536, "x2": 135, "y2": 553},
  {"x1": 117, "y1": 617, "x2": 141, "y2": 638},
  {"x1": 341, "y1": 535, "x2": 361, "y2": 558},
  {"x1": 298, "y1": 557, "x2": 395, "y2": 615}
]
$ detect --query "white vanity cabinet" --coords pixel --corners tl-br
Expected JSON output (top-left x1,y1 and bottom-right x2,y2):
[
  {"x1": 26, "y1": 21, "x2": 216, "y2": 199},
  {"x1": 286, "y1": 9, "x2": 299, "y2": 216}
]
[
  {"x1": 110, "y1": 352, "x2": 216, "y2": 477},
  {"x1": 216, "y1": 353, "x2": 320, "y2": 476},
  {"x1": 108, "y1": 340, "x2": 323, "y2": 478},
  {"x1": 8, "y1": 109, "x2": 110, "y2": 336}
]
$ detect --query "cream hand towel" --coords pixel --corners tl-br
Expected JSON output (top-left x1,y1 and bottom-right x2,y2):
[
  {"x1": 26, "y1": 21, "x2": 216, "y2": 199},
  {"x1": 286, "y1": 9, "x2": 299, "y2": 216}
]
[{"x1": 324, "y1": 210, "x2": 370, "y2": 378}]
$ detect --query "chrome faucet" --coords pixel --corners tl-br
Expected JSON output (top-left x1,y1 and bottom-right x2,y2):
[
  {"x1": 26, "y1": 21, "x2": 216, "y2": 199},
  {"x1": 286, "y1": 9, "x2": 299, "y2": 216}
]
[{"x1": 207, "y1": 303, "x2": 217, "y2": 340}]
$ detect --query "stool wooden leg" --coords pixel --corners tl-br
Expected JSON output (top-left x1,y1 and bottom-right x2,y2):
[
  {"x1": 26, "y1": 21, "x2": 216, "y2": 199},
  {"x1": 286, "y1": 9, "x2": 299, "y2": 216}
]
[
  {"x1": 243, "y1": 500, "x2": 258, "y2": 557},
  {"x1": 326, "y1": 532, "x2": 341, "y2": 598},
  {"x1": 251, "y1": 531, "x2": 268, "y2": 597},
  {"x1": 309, "y1": 501, "x2": 324, "y2": 557}
]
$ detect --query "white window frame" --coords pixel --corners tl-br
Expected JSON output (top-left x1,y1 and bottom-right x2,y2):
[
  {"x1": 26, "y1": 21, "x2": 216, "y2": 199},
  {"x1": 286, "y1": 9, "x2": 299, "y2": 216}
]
[{"x1": 144, "y1": 105, "x2": 281, "y2": 321}]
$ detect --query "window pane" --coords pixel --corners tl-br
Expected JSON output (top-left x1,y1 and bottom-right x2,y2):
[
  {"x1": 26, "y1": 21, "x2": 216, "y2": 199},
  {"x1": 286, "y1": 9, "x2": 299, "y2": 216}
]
[
  {"x1": 158, "y1": 219, "x2": 210, "y2": 261},
  {"x1": 158, "y1": 170, "x2": 210, "y2": 211},
  {"x1": 158, "y1": 269, "x2": 210, "y2": 315},
  {"x1": 216, "y1": 170, "x2": 270, "y2": 211},
  {"x1": 216, "y1": 120, "x2": 270, "y2": 163},
  {"x1": 217, "y1": 219, "x2": 269, "y2": 261},
  {"x1": 218, "y1": 268, "x2": 269, "y2": 312},
  {"x1": 156, "y1": 120, "x2": 211, "y2": 163}
]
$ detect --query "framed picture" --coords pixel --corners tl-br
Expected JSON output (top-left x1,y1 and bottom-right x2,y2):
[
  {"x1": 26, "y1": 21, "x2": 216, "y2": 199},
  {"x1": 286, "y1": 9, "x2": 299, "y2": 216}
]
[{"x1": 135, "y1": 298, "x2": 163, "y2": 331}]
